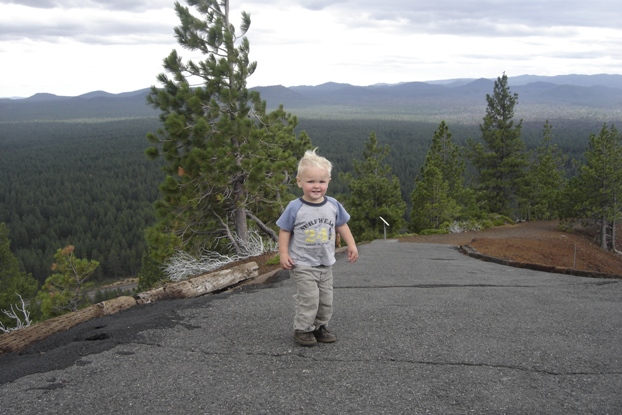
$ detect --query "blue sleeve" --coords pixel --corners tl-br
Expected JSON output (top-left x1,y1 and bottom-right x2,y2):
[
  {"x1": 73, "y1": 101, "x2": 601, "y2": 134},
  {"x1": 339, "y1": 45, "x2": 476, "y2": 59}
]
[
  {"x1": 276, "y1": 199, "x2": 302, "y2": 231},
  {"x1": 327, "y1": 197, "x2": 351, "y2": 227}
]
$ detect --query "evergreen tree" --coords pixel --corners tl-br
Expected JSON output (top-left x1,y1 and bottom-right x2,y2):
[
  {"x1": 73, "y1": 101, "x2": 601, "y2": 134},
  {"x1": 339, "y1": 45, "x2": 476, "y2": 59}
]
[
  {"x1": 517, "y1": 121, "x2": 567, "y2": 220},
  {"x1": 35, "y1": 245, "x2": 99, "y2": 318},
  {"x1": 106, "y1": 248, "x2": 122, "y2": 279},
  {"x1": 145, "y1": 0, "x2": 310, "y2": 260},
  {"x1": 569, "y1": 124, "x2": 622, "y2": 249},
  {"x1": 0, "y1": 223, "x2": 38, "y2": 327},
  {"x1": 410, "y1": 121, "x2": 463, "y2": 232},
  {"x1": 410, "y1": 166, "x2": 460, "y2": 232},
  {"x1": 467, "y1": 73, "x2": 527, "y2": 216},
  {"x1": 341, "y1": 132, "x2": 406, "y2": 240},
  {"x1": 428, "y1": 121, "x2": 465, "y2": 195},
  {"x1": 137, "y1": 251, "x2": 166, "y2": 292}
]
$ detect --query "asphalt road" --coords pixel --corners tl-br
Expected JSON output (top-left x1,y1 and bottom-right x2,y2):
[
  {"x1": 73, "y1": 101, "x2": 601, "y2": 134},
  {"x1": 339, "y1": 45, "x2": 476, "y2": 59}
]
[{"x1": 1, "y1": 240, "x2": 621, "y2": 414}]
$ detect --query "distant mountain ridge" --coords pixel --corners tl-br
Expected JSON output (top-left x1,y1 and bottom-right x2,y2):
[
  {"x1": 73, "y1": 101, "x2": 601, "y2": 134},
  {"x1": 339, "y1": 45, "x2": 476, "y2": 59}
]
[{"x1": 2, "y1": 74, "x2": 621, "y2": 123}]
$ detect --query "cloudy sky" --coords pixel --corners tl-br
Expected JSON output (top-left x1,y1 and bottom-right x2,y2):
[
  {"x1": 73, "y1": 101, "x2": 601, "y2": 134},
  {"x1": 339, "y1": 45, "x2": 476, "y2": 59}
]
[{"x1": 1, "y1": 0, "x2": 620, "y2": 98}]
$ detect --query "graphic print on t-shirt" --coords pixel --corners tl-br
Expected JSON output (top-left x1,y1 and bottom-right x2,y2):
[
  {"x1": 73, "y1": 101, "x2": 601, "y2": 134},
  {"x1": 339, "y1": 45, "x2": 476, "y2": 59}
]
[{"x1": 299, "y1": 217, "x2": 335, "y2": 245}]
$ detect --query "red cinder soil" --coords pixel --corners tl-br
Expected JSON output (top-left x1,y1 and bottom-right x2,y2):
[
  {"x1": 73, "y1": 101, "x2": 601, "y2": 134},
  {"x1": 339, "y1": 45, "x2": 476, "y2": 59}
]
[{"x1": 399, "y1": 220, "x2": 622, "y2": 276}]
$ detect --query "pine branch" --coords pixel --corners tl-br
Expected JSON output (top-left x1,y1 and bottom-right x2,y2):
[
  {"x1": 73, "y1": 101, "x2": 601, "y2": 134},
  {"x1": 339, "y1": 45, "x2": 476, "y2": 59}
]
[{"x1": 246, "y1": 210, "x2": 278, "y2": 242}]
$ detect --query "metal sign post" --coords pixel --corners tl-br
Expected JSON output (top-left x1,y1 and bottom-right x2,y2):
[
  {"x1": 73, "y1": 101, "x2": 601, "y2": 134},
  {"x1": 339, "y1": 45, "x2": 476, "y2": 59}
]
[{"x1": 379, "y1": 216, "x2": 390, "y2": 240}]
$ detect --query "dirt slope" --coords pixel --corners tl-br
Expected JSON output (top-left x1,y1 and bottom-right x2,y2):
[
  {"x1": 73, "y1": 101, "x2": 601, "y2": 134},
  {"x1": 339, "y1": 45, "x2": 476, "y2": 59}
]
[{"x1": 399, "y1": 220, "x2": 622, "y2": 276}]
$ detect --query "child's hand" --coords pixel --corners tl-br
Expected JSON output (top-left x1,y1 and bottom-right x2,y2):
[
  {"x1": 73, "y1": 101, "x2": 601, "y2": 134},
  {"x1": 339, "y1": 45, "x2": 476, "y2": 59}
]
[
  {"x1": 280, "y1": 254, "x2": 295, "y2": 270},
  {"x1": 347, "y1": 246, "x2": 358, "y2": 263}
]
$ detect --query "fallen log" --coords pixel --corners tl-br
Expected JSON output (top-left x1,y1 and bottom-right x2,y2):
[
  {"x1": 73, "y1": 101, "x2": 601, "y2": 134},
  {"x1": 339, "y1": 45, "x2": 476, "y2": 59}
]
[
  {"x1": 0, "y1": 262, "x2": 258, "y2": 355},
  {"x1": 0, "y1": 298, "x2": 134, "y2": 355},
  {"x1": 135, "y1": 261, "x2": 258, "y2": 304}
]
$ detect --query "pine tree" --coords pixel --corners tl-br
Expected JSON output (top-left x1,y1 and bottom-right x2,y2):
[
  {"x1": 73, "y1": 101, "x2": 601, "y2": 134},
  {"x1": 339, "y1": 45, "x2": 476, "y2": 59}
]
[
  {"x1": 517, "y1": 121, "x2": 567, "y2": 220},
  {"x1": 145, "y1": 0, "x2": 310, "y2": 260},
  {"x1": 467, "y1": 73, "x2": 527, "y2": 216},
  {"x1": 35, "y1": 245, "x2": 99, "y2": 318},
  {"x1": 410, "y1": 166, "x2": 460, "y2": 232},
  {"x1": 571, "y1": 124, "x2": 622, "y2": 249},
  {"x1": 427, "y1": 121, "x2": 465, "y2": 196},
  {"x1": 0, "y1": 223, "x2": 38, "y2": 327},
  {"x1": 410, "y1": 121, "x2": 463, "y2": 232},
  {"x1": 106, "y1": 248, "x2": 122, "y2": 279},
  {"x1": 341, "y1": 132, "x2": 406, "y2": 240}
]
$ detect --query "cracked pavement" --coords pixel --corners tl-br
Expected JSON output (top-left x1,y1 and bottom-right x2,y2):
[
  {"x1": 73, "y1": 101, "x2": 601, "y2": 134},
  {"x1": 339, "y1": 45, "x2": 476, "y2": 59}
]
[{"x1": 1, "y1": 240, "x2": 621, "y2": 414}]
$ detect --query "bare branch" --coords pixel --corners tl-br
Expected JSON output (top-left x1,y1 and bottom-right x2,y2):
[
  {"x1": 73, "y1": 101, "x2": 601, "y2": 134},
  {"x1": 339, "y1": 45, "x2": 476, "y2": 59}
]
[
  {"x1": 163, "y1": 230, "x2": 276, "y2": 281},
  {"x1": 0, "y1": 294, "x2": 32, "y2": 333}
]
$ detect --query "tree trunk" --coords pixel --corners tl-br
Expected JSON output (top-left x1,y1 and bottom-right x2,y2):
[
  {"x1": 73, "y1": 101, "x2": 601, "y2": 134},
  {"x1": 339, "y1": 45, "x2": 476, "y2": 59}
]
[
  {"x1": 233, "y1": 207, "x2": 248, "y2": 253},
  {"x1": 613, "y1": 193, "x2": 619, "y2": 252},
  {"x1": 232, "y1": 179, "x2": 249, "y2": 254},
  {"x1": 611, "y1": 218, "x2": 622, "y2": 254},
  {"x1": 601, "y1": 216, "x2": 608, "y2": 249}
]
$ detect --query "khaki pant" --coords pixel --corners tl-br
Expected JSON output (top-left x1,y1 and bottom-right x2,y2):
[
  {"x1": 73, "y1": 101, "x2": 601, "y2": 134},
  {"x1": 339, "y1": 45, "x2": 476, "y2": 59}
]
[{"x1": 290, "y1": 265, "x2": 334, "y2": 332}]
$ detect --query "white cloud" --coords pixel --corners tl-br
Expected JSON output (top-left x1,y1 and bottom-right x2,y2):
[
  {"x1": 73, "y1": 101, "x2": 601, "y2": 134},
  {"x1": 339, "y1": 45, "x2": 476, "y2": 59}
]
[{"x1": 1, "y1": 0, "x2": 621, "y2": 97}]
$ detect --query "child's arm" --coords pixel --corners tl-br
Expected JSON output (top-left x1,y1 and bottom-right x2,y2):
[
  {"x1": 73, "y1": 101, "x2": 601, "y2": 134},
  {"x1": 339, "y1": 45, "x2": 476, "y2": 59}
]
[
  {"x1": 336, "y1": 223, "x2": 358, "y2": 263},
  {"x1": 278, "y1": 229, "x2": 296, "y2": 270}
]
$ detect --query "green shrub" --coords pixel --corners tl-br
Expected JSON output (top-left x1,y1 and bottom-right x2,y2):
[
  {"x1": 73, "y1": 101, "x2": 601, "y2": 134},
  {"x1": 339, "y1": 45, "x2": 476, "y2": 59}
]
[
  {"x1": 419, "y1": 229, "x2": 449, "y2": 235},
  {"x1": 265, "y1": 254, "x2": 280, "y2": 266}
]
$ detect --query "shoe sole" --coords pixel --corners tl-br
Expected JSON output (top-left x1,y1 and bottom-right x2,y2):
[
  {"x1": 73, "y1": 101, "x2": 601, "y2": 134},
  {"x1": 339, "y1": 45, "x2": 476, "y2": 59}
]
[{"x1": 293, "y1": 334, "x2": 317, "y2": 347}]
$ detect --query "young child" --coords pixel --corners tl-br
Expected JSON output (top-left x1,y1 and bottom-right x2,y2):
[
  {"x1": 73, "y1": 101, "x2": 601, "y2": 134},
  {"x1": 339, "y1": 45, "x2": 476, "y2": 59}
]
[{"x1": 276, "y1": 149, "x2": 358, "y2": 346}]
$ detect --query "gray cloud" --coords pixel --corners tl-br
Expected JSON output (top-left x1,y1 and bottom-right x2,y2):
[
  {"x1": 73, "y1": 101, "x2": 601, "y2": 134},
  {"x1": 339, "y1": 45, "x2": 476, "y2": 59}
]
[
  {"x1": 0, "y1": 1, "x2": 175, "y2": 43},
  {"x1": 3, "y1": 0, "x2": 616, "y2": 45},
  {"x1": 6, "y1": 0, "x2": 615, "y2": 32},
  {"x1": 299, "y1": 0, "x2": 348, "y2": 11},
  {"x1": 0, "y1": 18, "x2": 173, "y2": 45},
  {"x1": 0, "y1": 0, "x2": 174, "y2": 11},
  {"x1": 290, "y1": 0, "x2": 620, "y2": 35},
  {"x1": 0, "y1": 0, "x2": 56, "y2": 8}
]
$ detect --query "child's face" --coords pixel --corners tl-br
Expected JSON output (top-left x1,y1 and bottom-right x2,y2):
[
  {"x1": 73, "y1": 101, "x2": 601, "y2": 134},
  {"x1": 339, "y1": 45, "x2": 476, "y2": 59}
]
[{"x1": 297, "y1": 166, "x2": 331, "y2": 203}]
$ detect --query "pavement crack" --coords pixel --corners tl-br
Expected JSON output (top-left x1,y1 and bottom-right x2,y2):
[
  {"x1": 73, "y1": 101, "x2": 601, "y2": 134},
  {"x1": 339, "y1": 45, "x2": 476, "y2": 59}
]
[
  {"x1": 288, "y1": 355, "x2": 620, "y2": 377},
  {"x1": 337, "y1": 284, "x2": 530, "y2": 289},
  {"x1": 382, "y1": 358, "x2": 618, "y2": 376}
]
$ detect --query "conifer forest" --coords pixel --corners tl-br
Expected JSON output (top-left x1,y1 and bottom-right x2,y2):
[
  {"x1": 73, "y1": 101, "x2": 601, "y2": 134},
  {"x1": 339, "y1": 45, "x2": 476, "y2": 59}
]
[{"x1": 0, "y1": 110, "x2": 613, "y2": 284}]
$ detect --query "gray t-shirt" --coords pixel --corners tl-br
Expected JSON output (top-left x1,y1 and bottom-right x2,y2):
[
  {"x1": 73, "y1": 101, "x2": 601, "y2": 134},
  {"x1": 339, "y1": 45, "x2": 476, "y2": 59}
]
[{"x1": 276, "y1": 196, "x2": 351, "y2": 267}]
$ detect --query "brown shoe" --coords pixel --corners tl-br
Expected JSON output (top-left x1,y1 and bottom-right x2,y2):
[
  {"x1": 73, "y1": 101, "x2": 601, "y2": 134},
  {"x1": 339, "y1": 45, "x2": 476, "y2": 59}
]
[
  {"x1": 313, "y1": 325, "x2": 337, "y2": 343},
  {"x1": 294, "y1": 330, "x2": 317, "y2": 346}
]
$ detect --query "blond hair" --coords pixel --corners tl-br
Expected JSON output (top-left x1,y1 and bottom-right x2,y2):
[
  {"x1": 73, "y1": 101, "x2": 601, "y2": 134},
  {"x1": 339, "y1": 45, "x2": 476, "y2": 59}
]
[{"x1": 297, "y1": 148, "x2": 332, "y2": 177}]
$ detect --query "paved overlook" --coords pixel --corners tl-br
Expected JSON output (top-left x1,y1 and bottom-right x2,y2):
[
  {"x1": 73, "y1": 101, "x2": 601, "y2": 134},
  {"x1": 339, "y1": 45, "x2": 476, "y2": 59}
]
[{"x1": 1, "y1": 240, "x2": 621, "y2": 414}]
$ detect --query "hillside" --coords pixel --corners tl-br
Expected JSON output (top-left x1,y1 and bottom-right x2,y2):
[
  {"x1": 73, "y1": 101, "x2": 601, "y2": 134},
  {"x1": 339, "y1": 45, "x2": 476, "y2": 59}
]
[{"x1": 2, "y1": 74, "x2": 622, "y2": 123}]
